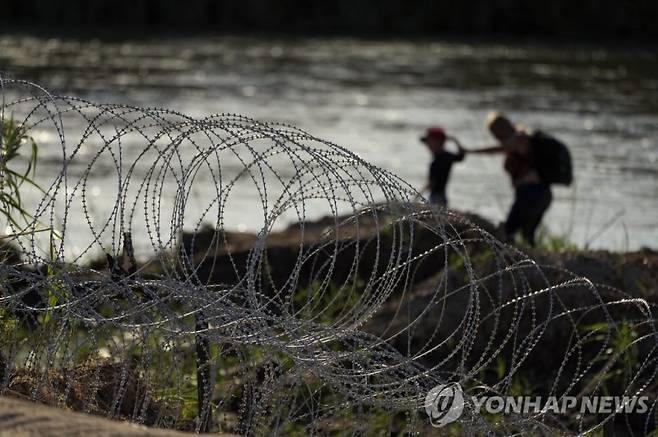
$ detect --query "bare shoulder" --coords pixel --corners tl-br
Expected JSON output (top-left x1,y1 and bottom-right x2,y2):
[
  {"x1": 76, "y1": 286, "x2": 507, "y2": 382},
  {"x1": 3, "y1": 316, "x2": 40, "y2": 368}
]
[{"x1": 503, "y1": 132, "x2": 531, "y2": 153}]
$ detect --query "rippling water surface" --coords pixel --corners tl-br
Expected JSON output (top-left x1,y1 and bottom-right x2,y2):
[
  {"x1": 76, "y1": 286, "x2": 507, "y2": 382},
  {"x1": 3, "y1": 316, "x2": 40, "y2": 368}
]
[{"x1": 1, "y1": 35, "x2": 656, "y2": 251}]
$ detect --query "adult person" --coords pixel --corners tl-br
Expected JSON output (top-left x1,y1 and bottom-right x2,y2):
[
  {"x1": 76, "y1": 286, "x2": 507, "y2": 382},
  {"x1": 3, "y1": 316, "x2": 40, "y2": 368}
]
[
  {"x1": 419, "y1": 127, "x2": 465, "y2": 207},
  {"x1": 464, "y1": 112, "x2": 552, "y2": 246}
]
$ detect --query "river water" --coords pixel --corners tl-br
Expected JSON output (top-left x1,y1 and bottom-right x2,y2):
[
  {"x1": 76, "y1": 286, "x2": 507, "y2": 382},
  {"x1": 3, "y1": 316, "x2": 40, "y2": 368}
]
[{"x1": 1, "y1": 35, "x2": 657, "y2": 252}]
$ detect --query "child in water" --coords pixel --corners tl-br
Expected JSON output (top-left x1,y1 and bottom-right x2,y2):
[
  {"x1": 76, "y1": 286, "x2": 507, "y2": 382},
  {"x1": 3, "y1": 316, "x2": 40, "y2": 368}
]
[{"x1": 420, "y1": 127, "x2": 465, "y2": 207}]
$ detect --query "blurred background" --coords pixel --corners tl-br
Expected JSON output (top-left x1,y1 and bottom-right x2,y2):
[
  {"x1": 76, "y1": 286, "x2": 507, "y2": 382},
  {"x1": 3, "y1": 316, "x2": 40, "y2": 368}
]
[{"x1": 1, "y1": 0, "x2": 656, "y2": 250}]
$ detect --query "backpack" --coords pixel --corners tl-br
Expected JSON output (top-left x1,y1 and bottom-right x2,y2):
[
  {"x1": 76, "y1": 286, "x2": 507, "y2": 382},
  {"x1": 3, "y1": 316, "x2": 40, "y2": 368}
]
[{"x1": 530, "y1": 130, "x2": 573, "y2": 185}]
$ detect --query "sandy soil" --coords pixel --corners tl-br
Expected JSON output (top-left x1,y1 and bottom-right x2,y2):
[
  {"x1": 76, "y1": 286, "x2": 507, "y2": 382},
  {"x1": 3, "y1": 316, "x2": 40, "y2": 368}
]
[{"x1": 0, "y1": 396, "x2": 196, "y2": 437}]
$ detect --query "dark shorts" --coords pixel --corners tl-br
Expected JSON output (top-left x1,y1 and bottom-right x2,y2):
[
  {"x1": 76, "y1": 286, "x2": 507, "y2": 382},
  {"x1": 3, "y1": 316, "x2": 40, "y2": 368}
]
[{"x1": 505, "y1": 183, "x2": 552, "y2": 246}]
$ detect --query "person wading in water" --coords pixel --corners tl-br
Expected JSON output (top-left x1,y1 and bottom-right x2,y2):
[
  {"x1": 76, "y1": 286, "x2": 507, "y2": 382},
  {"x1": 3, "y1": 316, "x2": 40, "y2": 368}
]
[
  {"x1": 419, "y1": 127, "x2": 465, "y2": 207},
  {"x1": 465, "y1": 112, "x2": 562, "y2": 246}
]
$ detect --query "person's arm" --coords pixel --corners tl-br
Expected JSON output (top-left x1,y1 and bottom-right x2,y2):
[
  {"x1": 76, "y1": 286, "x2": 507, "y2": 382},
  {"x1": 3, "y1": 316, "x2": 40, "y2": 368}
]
[
  {"x1": 463, "y1": 145, "x2": 505, "y2": 154},
  {"x1": 447, "y1": 135, "x2": 504, "y2": 155},
  {"x1": 451, "y1": 138, "x2": 466, "y2": 161},
  {"x1": 446, "y1": 136, "x2": 465, "y2": 161}
]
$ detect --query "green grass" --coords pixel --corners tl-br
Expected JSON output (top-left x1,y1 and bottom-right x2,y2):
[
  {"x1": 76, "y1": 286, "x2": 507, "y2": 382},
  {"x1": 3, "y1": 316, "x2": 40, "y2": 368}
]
[
  {"x1": 527, "y1": 226, "x2": 578, "y2": 252},
  {"x1": 0, "y1": 116, "x2": 42, "y2": 231}
]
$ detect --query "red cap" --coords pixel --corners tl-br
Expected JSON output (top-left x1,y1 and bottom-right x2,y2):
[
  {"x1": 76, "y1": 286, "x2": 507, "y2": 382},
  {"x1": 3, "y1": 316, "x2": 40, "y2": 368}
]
[{"x1": 421, "y1": 127, "x2": 446, "y2": 143}]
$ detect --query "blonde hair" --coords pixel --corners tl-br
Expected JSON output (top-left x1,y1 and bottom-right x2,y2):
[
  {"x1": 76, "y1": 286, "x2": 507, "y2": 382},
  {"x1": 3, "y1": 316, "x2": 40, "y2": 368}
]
[{"x1": 486, "y1": 111, "x2": 512, "y2": 130}]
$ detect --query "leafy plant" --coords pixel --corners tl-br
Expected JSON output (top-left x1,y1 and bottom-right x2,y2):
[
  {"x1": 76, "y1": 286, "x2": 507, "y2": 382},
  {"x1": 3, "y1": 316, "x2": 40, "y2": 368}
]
[
  {"x1": 532, "y1": 226, "x2": 578, "y2": 252},
  {"x1": 580, "y1": 321, "x2": 640, "y2": 395},
  {"x1": 0, "y1": 116, "x2": 42, "y2": 230}
]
